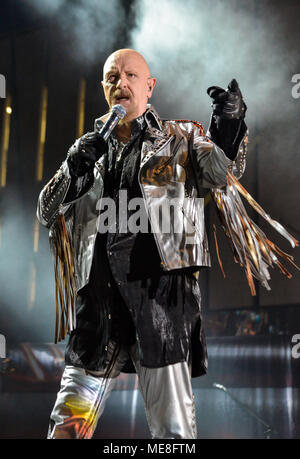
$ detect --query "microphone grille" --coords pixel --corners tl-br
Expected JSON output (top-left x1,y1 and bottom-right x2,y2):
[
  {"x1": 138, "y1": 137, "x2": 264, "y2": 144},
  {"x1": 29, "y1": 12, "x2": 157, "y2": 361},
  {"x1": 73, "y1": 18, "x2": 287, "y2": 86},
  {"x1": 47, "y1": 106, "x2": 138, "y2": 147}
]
[{"x1": 111, "y1": 104, "x2": 126, "y2": 119}]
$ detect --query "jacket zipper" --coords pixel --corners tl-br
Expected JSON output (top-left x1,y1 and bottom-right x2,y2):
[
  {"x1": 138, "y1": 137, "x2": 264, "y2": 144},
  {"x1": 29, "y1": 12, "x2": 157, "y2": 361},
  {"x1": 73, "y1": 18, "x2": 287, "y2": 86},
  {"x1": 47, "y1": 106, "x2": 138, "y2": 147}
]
[
  {"x1": 181, "y1": 205, "x2": 202, "y2": 237},
  {"x1": 138, "y1": 135, "x2": 178, "y2": 270}
]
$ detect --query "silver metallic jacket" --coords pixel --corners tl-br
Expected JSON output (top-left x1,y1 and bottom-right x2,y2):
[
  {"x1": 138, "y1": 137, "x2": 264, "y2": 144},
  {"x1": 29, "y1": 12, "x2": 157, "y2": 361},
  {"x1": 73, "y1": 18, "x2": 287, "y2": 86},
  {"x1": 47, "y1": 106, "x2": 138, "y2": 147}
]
[{"x1": 37, "y1": 106, "x2": 247, "y2": 292}]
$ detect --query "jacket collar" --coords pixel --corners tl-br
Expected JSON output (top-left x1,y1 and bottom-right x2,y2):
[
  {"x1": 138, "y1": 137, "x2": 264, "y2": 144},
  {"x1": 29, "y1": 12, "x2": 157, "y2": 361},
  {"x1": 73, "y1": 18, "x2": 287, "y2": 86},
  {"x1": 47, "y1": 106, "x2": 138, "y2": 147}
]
[
  {"x1": 94, "y1": 105, "x2": 170, "y2": 172},
  {"x1": 94, "y1": 104, "x2": 163, "y2": 135},
  {"x1": 144, "y1": 104, "x2": 163, "y2": 131}
]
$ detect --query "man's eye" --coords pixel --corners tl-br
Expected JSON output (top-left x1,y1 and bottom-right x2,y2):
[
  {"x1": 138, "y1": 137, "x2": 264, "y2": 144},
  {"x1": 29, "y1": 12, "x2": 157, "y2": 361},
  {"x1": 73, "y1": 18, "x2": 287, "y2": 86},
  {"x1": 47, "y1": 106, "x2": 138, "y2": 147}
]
[
  {"x1": 107, "y1": 75, "x2": 117, "y2": 83},
  {"x1": 128, "y1": 73, "x2": 136, "y2": 78}
]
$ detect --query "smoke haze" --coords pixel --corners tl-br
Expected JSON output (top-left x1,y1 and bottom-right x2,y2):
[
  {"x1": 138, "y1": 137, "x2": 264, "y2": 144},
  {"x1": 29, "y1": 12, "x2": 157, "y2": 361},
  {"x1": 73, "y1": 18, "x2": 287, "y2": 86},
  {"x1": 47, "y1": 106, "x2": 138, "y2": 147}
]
[
  {"x1": 129, "y1": 0, "x2": 298, "y2": 126},
  {"x1": 25, "y1": 0, "x2": 126, "y2": 63}
]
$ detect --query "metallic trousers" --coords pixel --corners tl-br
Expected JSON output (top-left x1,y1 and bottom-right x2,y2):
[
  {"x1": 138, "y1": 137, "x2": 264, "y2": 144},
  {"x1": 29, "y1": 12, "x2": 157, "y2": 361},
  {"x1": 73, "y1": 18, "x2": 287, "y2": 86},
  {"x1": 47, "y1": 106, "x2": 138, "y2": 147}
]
[{"x1": 48, "y1": 340, "x2": 197, "y2": 439}]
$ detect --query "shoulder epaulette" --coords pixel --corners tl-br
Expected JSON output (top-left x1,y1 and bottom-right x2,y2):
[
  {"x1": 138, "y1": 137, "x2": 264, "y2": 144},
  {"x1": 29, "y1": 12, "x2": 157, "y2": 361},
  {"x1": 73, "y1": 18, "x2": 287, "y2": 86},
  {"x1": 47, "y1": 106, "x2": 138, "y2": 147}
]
[{"x1": 166, "y1": 119, "x2": 205, "y2": 137}]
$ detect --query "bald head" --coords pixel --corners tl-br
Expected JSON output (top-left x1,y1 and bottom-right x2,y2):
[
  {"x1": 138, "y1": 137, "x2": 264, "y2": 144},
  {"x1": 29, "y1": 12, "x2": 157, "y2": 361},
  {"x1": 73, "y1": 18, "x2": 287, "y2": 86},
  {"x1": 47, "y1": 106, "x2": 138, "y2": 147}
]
[
  {"x1": 101, "y1": 48, "x2": 156, "y2": 122},
  {"x1": 103, "y1": 49, "x2": 151, "y2": 80}
]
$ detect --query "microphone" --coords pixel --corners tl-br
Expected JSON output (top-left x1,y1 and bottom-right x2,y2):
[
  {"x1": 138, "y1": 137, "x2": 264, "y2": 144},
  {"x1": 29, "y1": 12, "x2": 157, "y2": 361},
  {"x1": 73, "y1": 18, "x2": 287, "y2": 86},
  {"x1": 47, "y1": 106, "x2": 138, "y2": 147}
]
[{"x1": 97, "y1": 104, "x2": 126, "y2": 141}]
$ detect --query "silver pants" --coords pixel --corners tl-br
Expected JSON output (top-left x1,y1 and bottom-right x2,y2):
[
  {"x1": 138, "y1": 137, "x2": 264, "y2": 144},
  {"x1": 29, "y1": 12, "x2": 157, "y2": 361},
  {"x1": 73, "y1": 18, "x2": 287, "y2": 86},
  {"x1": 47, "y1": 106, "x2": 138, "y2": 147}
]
[{"x1": 48, "y1": 340, "x2": 197, "y2": 439}]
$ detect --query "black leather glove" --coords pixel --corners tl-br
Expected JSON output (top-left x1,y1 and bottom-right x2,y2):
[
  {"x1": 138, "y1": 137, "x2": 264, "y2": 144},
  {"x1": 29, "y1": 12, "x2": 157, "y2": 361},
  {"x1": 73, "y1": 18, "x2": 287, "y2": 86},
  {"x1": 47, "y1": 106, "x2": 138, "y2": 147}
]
[
  {"x1": 207, "y1": 78, "x2": 247, "y2": 120},
  {"x1": 207, "y1": 79, "x2": 247, "y2": 160},
  {"x1": 67, "y1": 131, "x2": 108, "y2": 177}
]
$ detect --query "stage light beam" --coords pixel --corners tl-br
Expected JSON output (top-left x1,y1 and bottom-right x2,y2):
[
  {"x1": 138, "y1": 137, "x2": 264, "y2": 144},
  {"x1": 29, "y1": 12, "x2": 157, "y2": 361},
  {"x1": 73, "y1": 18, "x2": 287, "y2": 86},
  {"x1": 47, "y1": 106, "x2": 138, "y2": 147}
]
[
  {"x1": 77, "y1": 78, "x2": 86, "y2": 138},
  {"x1": 1, "y1": 94, "x2": 12, "y2": 187},
  {"x1": 36, "y1": 86, "x2": 48, "y2": 182}
]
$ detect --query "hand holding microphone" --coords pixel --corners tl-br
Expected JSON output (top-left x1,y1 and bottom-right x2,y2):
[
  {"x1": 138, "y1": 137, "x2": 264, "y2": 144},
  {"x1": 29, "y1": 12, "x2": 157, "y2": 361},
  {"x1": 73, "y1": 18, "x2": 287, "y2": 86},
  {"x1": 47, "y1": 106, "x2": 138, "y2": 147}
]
[{"x1": 67, "y1": 104, "x2": 126, "y2": 177}]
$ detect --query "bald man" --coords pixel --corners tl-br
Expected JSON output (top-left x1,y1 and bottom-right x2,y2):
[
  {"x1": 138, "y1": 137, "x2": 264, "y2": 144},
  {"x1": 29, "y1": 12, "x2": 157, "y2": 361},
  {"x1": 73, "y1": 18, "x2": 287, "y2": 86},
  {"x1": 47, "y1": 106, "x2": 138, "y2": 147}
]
[
  {"x1": 38, "y1": 48, "x2": 248, "y2": 439},
  {"x1": 102, "y1": 49, "x2": 156, "y2": 125}
]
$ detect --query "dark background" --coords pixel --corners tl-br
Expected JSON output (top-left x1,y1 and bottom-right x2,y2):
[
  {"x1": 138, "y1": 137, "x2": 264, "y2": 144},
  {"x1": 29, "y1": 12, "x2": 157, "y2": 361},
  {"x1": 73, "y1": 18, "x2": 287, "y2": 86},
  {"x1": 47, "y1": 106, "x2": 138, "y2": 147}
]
[{"x1": 0, "y1": 0, "x2": 299, "y2": 344}]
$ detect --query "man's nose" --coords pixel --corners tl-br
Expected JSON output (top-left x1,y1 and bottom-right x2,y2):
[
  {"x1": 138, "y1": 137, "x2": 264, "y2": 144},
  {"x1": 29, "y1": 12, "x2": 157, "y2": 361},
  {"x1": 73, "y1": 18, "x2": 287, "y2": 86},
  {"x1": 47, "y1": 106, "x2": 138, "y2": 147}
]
[{"x1": 116, "y1": 75, "x2": 127, "y2": 89}]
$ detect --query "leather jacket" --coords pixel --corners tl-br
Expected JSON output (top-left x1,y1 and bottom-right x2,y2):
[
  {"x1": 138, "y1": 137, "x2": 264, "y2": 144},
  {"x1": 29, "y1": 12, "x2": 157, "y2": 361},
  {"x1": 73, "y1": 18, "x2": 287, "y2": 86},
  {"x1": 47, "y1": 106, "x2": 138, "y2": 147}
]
[{"x1": 37, "y1": 105, "x2": 247, "y2": 292}]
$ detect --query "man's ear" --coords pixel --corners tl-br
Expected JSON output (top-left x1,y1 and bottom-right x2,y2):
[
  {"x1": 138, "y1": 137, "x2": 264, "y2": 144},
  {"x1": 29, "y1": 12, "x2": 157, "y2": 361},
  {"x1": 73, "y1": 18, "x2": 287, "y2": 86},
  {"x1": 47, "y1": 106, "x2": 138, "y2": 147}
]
[{"x1": 147, "y1": 77, "x2": 157, "y2": 97}]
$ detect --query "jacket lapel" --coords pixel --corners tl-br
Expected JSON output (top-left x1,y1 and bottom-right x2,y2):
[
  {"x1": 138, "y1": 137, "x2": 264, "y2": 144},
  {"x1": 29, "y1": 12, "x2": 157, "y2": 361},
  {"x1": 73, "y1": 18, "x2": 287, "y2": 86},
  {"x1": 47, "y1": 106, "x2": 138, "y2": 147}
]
[{"x1": 140, "y1": 122, "x2": 184, "y2": 169}]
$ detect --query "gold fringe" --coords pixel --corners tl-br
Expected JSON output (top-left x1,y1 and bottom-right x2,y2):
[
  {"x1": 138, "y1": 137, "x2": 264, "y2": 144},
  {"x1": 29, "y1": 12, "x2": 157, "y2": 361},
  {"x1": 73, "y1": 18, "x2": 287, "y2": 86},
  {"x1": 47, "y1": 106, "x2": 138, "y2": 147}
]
[
  {"x1": 213, "y1": 223, "x2": 226, "y2": 279},
  {"x1": 211, "y1": 171, "x2": 299, "y2": 295},
  {"x1": 50, "y1": 213, "x2": 77, "y2": 343}
]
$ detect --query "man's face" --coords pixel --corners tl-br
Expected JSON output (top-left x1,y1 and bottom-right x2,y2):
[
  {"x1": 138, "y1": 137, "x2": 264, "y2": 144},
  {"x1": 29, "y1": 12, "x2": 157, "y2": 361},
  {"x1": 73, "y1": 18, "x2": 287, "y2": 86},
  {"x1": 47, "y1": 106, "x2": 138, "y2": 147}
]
[{"x1": 101, "y1": 50, "x2": 156, "y2": 122}]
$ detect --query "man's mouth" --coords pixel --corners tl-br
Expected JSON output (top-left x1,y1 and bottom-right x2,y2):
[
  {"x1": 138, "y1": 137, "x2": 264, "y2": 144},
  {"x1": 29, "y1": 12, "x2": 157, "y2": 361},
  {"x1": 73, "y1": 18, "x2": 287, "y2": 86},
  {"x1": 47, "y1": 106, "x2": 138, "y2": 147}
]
[{"x1": 115, "y1": 95, "x2": 130, "y2": 103}]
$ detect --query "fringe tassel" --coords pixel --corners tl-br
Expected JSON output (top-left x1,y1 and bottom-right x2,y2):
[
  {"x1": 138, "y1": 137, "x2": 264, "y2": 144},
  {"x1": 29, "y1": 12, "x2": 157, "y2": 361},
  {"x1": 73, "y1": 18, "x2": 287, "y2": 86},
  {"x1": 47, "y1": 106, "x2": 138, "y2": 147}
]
[
  {"x1": 50, "y1": 213, "x2": 77, "y2": 343},
  {"x1": 211, "y1": 170, "x2": 299, "y2": 295},
  {"x1": 213, "y1": 223, "x2": 226, "y2": 279}
]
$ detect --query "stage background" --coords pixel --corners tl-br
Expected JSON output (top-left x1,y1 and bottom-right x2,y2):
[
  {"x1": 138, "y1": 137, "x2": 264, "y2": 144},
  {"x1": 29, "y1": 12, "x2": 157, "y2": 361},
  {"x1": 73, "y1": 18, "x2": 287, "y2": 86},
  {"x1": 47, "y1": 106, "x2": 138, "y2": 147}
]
[{"x1": 0, "y1": 0, "x2": 299, "y2": 343}]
